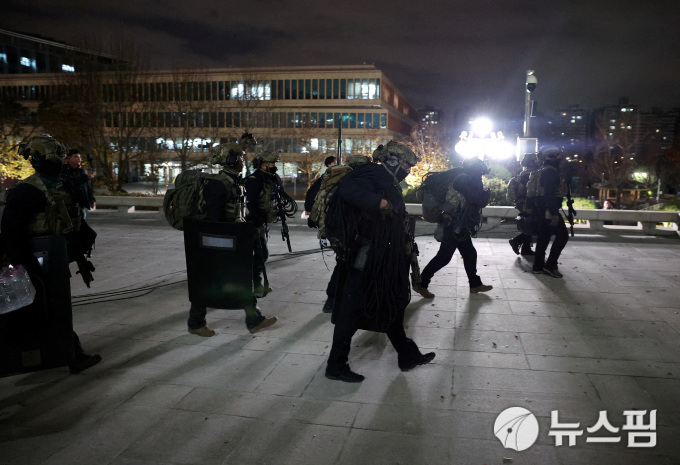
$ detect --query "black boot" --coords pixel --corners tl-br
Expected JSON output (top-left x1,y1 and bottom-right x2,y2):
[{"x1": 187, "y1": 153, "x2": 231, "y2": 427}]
[
  {"x1": 398, "y1": 339, "x2": 435, "y2": 372},
  {"x1": 325, "y1": 364, "x2": 365, "y2": 382},
  {"x1": 69, "y1": 353, "x2": 102, "y2": 374}
]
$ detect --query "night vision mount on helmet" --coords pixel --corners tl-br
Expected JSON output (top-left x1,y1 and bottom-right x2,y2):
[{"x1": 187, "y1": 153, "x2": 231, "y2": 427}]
[
  {"x1": 372, "y1": 141, "x2": 421, "y2": 168},
  {"x1": 19, "y1": 135, "x2": 67, "y2": 166},
  {"x1": 211, "y1": 143, "x2": 243, "y2": 166}
]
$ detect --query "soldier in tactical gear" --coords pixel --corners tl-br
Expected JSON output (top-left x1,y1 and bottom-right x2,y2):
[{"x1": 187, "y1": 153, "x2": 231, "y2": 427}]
[
  {"x1": 245, "y1": 150, "x2": 282, "y2": 297},
  {"x1": 0, "y1": 135, "x2": 101, "y2": 374},
  {"x1": 507, "y1": 153, "x2": 538, "y2": 256},
  {"x1": 303, "y1": 156, "x2": 337, "y2": 219},
  {"x1": 414, "y1": 158, "x2": 494, "y2": 298},
  {"x1": 324, "y1": 141, "x2": 435, "y2": 383},
  {"x1": 186, "y1": 143, "x2": 277, "y2": 336},
  {"x1": 531, "y1": 146, "x2": 569, "y2": 278}
]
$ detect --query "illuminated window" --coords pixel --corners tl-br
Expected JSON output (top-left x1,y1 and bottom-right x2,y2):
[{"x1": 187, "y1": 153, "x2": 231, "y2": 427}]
[
  {"x1": 0, "y1": 53, "x2": 7, "y2": 63},
  {"x1": 62, "y1": 64, "x2": 75, "y2": 72}
]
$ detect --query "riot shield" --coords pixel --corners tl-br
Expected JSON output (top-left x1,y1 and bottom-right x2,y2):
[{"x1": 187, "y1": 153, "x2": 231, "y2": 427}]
[
  {"x1": 183, "y1": 218, "x2": 255, "y2": 309},
  {"x1": 0, "y1": 235, "x2": 74, "y2": 377}
]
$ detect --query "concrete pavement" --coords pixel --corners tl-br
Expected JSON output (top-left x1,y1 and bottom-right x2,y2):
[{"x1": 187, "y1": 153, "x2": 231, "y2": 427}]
[{"x1": 1, "y1": 211, "x2": 679, "y2": 465}]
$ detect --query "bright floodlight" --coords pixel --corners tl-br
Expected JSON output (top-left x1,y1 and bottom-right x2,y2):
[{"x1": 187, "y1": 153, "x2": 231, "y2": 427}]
[{"x1": 471, "y1": 118, "x2": 493, "y2": 138}]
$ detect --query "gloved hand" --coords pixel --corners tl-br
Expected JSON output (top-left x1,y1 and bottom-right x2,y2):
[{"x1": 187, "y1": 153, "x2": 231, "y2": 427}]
[
  {"x1": 381, "y1": 200, "x2": 394, "y2": 217},
  {"x1": 307, "y1": 218, "x2": 317, "y2": 229},
  {"x1": 441, "y1": 212, "x2": 454, "y2": 227}
]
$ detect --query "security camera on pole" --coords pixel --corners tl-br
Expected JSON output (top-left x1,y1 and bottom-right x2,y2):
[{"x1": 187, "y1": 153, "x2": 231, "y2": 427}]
[{"x1": 516, "y1": 70, "x2": 539, "y2": 161}]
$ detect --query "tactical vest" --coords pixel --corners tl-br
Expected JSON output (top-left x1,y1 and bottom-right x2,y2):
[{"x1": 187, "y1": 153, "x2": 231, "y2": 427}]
[
  {"x1": 526, "y1": 165, "x2": 562, "y2": 199},
  {"x1": 248, "y1": 171, "x2": 279, "y2": 224},
  {"x1": 20, "y1": 174, "x2": 80, "y2": 235}
]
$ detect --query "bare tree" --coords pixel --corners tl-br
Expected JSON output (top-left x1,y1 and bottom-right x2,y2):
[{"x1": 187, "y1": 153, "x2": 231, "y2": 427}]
[
  {"x1": 588, "y1": 113, "x2": 640, "y2": 203},
  {"x1": 159, "y1": 66, "x2": 223, "y2": 171},
  {"x1": 39, "y1": 35, "x2": 156, "y2": 191},
  {"x1": 405, "y1": 124, "x2": 454, "y2": 187}
]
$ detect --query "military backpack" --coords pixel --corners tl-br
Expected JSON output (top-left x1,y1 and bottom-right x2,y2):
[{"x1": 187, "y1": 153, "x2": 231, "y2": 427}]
[
  {"x1": 163, "y1": 170, "x2": 235, "y2": 230},
  {"x1": 415, "y1": 168, "x2": 462, "y2": 223},
  {"x1": 308, "y1": 165, "x2": 352, "y2": 238}
]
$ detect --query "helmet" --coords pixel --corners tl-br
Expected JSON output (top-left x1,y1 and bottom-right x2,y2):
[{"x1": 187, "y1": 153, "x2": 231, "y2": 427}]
[
  {"x1": 372, "y1": 141, "x2": 420, "y2": 168},
  {"x1": 520, "y1": 153, "x2": 539, "y2": 170},
  {"x1": 462, "y1": 158, "x2": 490, "y2": 177},
  {"x1": 538, "y1": 145, "x2": 562, "y2": 161},
  {"x1": 19, "y1": 135, "x2": 66, "y2": 167},
  {"x1": 257, "y1": 151, "x2": 280, "y2": 163},
  {"x1": 211, "y1": 143, "x2": 243, "y2": 166},
  {"x1": 345, "y1": 153, "x2": 370, "y2": 168}
]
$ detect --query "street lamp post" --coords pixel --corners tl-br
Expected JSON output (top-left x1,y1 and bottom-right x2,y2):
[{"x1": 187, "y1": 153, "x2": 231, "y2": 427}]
[{"x1": 524, "y1": 70, "x2": 537, "y2": 138}]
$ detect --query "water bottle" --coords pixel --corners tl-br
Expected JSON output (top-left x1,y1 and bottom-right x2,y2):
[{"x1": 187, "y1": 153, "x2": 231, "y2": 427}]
[{"x1": 0, "y1": 265, "x2": 36, "y2": 314}]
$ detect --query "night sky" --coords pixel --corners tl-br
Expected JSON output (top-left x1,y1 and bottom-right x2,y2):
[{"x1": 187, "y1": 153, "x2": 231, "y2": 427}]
[{"x1": 3, "y1": 0, "x2": 680, "y2": 126}]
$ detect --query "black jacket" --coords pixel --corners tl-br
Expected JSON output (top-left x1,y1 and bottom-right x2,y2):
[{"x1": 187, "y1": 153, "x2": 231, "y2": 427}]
[{"x1": 304, "y1": 176, "x2": 323, "y2": 212}]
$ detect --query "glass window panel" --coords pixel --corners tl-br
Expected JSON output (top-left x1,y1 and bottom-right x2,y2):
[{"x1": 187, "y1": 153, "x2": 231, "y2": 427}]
[
  {"x1": 333, "y1": 79, "x2": 339, "y2": 99},
  {"x1": 358, "y1": 113, "x2": 364, "y2": 128},
  {"x1": 347, "y1": 78, "x2": 354, "y2": 99},
  {"x1": 305, "y1": 79, "x2": 311, "y2": 99},
  {"x1": 380, "y1": 113, "x2": 387, "y2": 128},
  {"x1": 349, "y1": 113, "x2": 356, "y2": 128},
  {"x1": 365, "y1": 113, "x2": 373, "y2": 129},
  {"x1": 342, "y1": 113, "x2": 349, "y2": 128},
  {"x1": 340, "y1": 79, "x2": 346, "y2": 99}
]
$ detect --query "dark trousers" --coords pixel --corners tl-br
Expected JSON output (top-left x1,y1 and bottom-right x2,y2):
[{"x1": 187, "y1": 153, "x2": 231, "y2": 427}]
[
  {"x1": 510, "y1": 233, "x2": 533, "y2": 251},
  {"x1": 253, "y1": 227, "x2": 269, "y2": 285},
  {"x1": 327, "y1": 305, "x2": 409, "y2": 371},
  {"x1": 420, "y1": 235, "x2": 482, "y2": 288},
  {"x1": 188, "y1": 298, "x2": 259, "y2": 330},
  {"x1": 533, "y1": 215, "x2": 569, "y2": 271}
]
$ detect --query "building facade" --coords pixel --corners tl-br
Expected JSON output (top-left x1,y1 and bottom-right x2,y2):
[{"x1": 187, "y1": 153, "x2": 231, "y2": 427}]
[{"x1": 1, "y1": 64, "x2": 418, "y2": 184}]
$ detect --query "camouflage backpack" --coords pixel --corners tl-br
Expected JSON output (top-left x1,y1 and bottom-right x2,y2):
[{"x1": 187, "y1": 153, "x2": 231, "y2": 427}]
[
  {"x1": 415, "y1": 168, "x2": 462, "y2": 223},
  {"x1": 309, "y1": 165, "x2": 353, "y2": 238},
  {"x1": 163, "y1": 170, "x2": 234, "y2": 230}
]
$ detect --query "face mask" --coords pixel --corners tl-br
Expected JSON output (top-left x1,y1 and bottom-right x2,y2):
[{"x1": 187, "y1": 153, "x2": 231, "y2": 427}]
[
  {"x1": 267, "y1": 166, "x2": 278, "y2": 174},
  {"x1": 396, "y1": 166, "x2": 410, "y2": 181}
]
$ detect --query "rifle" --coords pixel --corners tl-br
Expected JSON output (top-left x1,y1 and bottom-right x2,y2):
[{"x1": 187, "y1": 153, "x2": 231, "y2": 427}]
[
  {"x1": 73, "y1": 218, "x2": 97, "y2": 287},
  {"x1": 75, "y1": 256, "x2": 95, "y2": 288},
  {"x1": 406, "y1": 215, "x2": 422, "y2": 286},
  {"x1": 273, "y1": 183, "x2": 298, "y2": 252},
  {"x1": 563, "y1": 181, "x2": 577, "y2": 237}
]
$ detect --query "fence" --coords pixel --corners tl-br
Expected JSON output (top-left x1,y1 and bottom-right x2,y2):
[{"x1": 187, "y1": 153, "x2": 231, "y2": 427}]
[{"x1": 93, "y1": 197, "x2": 680, "y2": 236}]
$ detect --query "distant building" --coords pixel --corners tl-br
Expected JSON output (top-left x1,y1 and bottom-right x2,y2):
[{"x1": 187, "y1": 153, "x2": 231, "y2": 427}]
[
  {"x1": 548, "y1": 105, "x2": 590, "y2": 155},
  {"x1": 418, "y1": 106, "x2": 443, "y2": 127},
  {"x1": 0, "y1": 28, "x2": 124, "y2": 74}
]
